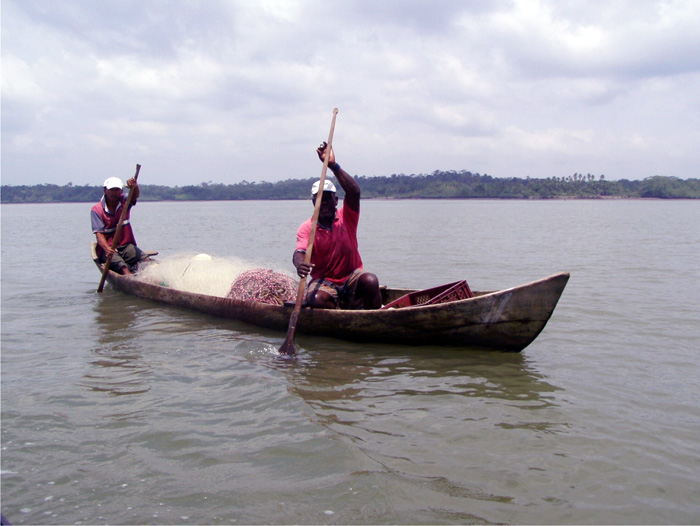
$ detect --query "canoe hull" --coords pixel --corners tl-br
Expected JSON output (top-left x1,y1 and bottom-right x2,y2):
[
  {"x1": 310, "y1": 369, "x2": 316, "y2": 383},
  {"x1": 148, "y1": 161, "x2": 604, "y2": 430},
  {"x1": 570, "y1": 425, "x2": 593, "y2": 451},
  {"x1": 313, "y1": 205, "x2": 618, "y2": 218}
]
[
  {"x1": 294, "y1": 274, "x2": 570, "y2": 350},
  {"x1": 93, "y1": 247, "x2": 569, "y2": 351}
]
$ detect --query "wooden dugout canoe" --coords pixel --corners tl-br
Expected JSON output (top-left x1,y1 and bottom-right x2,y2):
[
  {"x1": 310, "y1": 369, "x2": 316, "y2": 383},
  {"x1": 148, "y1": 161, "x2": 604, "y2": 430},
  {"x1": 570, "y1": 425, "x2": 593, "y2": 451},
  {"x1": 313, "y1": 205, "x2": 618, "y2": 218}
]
[{"x1": 92, "y1": 244, "x2": 569, "y2": 351}]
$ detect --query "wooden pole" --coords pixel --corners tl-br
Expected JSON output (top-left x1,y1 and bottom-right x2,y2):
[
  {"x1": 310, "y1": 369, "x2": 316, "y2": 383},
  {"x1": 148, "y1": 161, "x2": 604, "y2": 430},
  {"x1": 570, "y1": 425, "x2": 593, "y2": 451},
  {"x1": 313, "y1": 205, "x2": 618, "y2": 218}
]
[{"x1": 279, "y1": 109, "x2": 338, "y2": 355}]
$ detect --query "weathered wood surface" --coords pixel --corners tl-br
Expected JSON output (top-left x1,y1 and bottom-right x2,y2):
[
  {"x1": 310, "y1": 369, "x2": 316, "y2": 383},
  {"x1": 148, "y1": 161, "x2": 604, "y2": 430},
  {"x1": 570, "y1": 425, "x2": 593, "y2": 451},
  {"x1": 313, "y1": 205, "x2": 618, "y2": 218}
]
[{"x1": 92, "y1": 244, "x2": 569, "y2": 351}]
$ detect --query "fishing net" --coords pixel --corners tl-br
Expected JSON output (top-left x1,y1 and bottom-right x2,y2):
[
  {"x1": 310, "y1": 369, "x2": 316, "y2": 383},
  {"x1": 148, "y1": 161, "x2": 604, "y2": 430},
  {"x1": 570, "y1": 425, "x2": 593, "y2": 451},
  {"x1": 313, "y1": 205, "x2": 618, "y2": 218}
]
[{"x1": 227, "y1": 268, "x2": 298, "y2": 305}]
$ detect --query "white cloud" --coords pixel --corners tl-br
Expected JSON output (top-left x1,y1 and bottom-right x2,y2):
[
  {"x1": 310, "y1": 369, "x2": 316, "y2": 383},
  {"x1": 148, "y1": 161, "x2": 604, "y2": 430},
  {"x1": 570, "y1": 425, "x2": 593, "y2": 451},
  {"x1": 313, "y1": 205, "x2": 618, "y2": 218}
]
[{"x1": 1, "y1": 0, "x2": 698, "y2": 186}]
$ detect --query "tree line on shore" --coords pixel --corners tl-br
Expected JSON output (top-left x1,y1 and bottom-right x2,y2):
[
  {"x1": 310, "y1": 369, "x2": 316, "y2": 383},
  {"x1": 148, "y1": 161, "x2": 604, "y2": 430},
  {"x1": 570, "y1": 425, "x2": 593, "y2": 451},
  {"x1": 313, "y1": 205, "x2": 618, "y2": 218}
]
[{"x1": 2, "y1": 171, "x2": 699, "y2": 203}]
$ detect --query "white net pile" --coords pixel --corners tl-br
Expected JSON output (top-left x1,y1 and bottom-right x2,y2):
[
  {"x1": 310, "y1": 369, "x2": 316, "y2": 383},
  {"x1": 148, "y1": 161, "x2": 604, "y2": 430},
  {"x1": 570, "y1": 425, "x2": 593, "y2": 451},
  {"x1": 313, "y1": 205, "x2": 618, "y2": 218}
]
[{"x1": 138, "y1": 254, "x2": 253, "y2": 297}]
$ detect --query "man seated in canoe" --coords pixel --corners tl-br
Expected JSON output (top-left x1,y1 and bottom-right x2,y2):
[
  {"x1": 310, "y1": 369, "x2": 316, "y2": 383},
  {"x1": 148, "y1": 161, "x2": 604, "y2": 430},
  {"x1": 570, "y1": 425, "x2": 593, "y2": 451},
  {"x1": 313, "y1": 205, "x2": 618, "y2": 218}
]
[
  {"x1": 293, "y1": 142, "x2": 382, "y2": 310},
  {"x1": 91, "y1": 176, "x2": 147, "y2": 275}
]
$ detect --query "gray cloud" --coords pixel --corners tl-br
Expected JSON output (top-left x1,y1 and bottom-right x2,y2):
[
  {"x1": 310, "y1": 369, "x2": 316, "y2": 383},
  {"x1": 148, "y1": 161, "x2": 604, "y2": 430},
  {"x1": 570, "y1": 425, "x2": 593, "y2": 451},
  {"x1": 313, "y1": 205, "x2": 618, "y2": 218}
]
[{"x1": 2, "y1": 0, "x2": 698, "y2": 186}]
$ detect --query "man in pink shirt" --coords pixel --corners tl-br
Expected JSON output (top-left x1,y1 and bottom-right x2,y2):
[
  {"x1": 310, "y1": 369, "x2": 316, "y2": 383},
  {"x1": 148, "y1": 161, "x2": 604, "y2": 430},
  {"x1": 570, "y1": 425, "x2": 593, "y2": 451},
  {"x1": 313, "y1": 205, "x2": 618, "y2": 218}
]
[{"x1": 293, "y1": 142, "x2": 382, "y2": 309}]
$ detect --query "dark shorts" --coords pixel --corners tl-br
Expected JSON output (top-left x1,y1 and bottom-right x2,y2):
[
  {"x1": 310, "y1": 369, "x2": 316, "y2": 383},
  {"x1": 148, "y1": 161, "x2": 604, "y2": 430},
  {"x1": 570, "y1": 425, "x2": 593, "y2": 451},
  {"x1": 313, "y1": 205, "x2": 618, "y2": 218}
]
[
  {"x1": 307, "y1": 268, "x2": 369, "y2": 309},
  {"x1": 99, "y1": 244, "x2": 146, "y2": 272}
]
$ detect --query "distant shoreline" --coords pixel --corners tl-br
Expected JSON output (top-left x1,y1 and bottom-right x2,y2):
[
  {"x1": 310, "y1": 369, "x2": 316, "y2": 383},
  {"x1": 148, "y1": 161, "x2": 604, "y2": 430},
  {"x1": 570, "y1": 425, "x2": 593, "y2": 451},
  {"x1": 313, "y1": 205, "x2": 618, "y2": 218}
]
[
  {"x1": 2, "y1": 196, "x2": 697, "y2": 205},
  {"x1": 2, "y1": 173, "x2": 699, "y2": 202}
]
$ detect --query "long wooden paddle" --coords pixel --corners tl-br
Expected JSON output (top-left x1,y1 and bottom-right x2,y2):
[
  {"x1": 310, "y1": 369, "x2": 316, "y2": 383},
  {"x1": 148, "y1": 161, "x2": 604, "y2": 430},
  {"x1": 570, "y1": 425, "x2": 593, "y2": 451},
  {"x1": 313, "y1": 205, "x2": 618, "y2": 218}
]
[
  {"x1": 97, "y1": 163, "x2": 141, "y2": 293},
  {"x1": 279, "y1": 108, "x2": 339, "y2": 355}
]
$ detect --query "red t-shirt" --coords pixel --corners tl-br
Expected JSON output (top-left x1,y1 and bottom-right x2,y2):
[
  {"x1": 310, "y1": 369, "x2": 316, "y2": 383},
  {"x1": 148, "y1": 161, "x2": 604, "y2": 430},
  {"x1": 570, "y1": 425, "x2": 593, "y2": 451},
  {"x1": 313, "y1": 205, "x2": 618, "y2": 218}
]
[{"x1": 295, "y1": 205, "x2": 363, "y2": 285}]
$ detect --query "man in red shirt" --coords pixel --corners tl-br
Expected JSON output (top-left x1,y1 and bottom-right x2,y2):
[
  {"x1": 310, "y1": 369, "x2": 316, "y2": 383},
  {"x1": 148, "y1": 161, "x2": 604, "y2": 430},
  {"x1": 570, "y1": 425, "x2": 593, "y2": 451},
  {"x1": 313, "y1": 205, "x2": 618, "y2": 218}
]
[
  {"x1": 293, "y1": 142, "x2": 382, "y2": 309},
  {"x1": 91, "y1": 176, "x2": 145, "y2": 275}
]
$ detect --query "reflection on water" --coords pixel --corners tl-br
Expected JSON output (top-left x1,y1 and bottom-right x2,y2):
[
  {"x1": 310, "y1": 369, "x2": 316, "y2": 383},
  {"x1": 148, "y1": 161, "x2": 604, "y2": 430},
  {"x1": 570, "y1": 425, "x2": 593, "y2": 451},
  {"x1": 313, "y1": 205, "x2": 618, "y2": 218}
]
[
  {"x1": 277, "y1": 342, "x2": 564, "y2": 431},
  {"x1": 80, "y1": 294, "x2": 152, "y2": 399},
  {"x1": 283, "y1": 343, "x2": 560, "y2": 405},
  {"x1": 265, "y1": 342, "x2": 567, "y2": 521}
]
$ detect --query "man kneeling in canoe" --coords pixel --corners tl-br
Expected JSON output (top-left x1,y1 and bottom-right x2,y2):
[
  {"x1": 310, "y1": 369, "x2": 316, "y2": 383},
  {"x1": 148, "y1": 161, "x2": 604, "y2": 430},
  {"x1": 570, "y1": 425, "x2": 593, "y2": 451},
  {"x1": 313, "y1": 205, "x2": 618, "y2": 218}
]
[
  {"x1": 91, "y1": 176, "x2": 146, "y2": 275},
  {"x1": 293, "y1": 142, "x2": 382, "y2": 310}
]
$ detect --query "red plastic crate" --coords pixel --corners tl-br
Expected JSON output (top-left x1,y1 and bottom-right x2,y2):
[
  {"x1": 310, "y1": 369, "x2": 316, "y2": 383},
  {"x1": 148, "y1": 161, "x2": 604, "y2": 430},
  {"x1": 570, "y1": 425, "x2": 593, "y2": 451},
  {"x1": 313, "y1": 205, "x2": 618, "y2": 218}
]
[{"x1": 382, "y1": 280, "x2": 473, "y2": 309}]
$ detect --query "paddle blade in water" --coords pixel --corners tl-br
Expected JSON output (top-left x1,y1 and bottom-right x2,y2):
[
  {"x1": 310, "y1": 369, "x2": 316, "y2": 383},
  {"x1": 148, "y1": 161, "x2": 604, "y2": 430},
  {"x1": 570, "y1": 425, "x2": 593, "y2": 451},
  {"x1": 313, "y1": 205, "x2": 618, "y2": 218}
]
[
  {"x1": 279, "y1": 310, "x2": 299, "y2": 355},
  {"x1": 278, "y1": 337, "x2": 296, "y2": 356}
]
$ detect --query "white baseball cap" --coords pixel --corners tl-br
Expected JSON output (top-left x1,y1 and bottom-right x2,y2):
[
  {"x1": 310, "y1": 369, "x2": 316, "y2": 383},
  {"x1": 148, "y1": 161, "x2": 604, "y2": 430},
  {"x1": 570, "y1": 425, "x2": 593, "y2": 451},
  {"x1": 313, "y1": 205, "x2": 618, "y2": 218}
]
[
  {"x1": 311, "y1": 180, "x2": 337, "y2": 195},
  {"x1": 103, "y1": 177, "x2": 123, "y2": 190}
]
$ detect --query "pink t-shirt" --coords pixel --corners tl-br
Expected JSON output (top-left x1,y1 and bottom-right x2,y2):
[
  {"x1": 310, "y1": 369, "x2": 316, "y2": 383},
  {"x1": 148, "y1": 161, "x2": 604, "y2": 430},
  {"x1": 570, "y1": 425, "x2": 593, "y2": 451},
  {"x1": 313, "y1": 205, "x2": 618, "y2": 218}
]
[{"x1": 295, "y1": 205, "x2": 363, "y2": 285}]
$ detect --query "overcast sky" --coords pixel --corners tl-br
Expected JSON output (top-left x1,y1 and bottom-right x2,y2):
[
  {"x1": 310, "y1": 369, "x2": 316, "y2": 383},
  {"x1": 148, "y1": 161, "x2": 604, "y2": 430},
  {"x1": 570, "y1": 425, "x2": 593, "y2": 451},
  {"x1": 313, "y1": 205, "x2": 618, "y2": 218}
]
[{"x1": 2, "y1": 0, "x2": 699, "y2": 187}]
